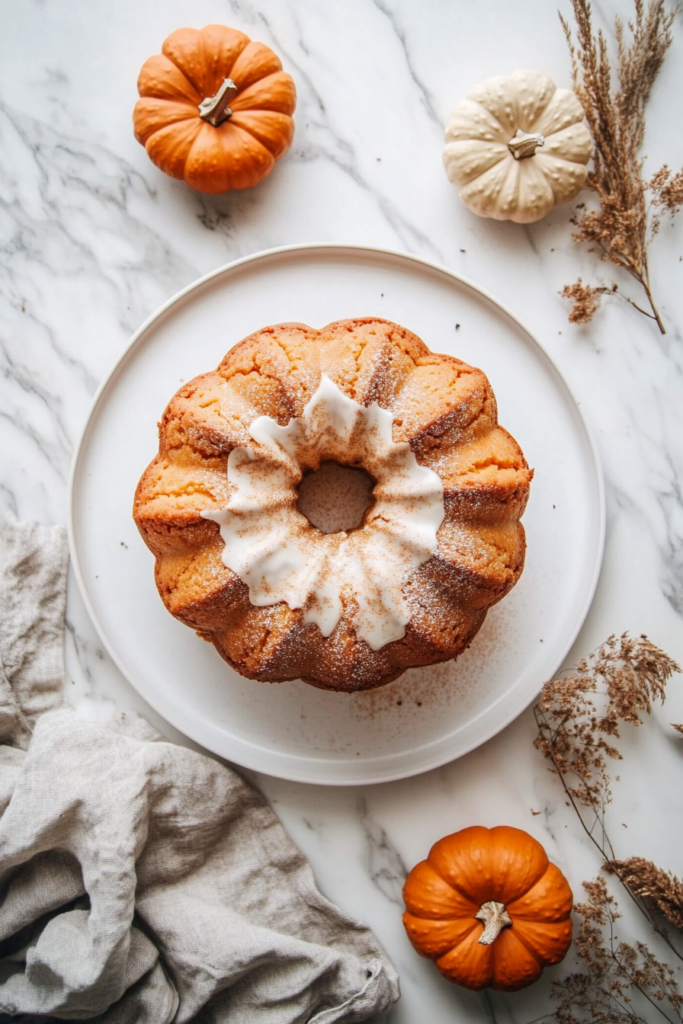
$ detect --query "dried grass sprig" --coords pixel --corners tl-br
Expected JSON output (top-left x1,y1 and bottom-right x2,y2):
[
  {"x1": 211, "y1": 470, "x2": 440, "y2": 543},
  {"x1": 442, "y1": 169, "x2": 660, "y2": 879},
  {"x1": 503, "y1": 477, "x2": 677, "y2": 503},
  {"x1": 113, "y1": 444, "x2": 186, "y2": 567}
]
[
  {"x1": 533, "y1": 633, "x2": 683, "y2": 1022},
  {"x1": 608, "y1": 859, "x2": 683, "y2": 931},
  {"x1": 559, "y1": 0, "x2": 681, "y2": 334},
  {"x1": 534, "y1": 633, "x2": 679, "y2": 827},
  {"x1": 543, "y1": 876, "x2": 683, "y2": 1023}
]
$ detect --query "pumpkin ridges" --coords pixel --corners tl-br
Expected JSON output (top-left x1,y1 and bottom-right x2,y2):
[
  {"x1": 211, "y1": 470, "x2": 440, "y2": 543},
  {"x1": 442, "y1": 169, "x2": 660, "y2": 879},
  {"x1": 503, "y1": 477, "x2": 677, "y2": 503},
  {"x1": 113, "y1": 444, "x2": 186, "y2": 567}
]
[
  {"x1": 133, "y1": 98, "x2": 199, "y2": 146},
  {"x1": 429, "y1": 826, "x2": 497, "y2": 904},
  {"x1": 435, "y1": 925, "x2": 494, "y2": 989},
  {"x1": 534, "y1": 154, "x2": 589, "y2": 205},
  {"x1": 404, "y1": 826, "x2": 573, "y2": 992},
  {"x1": 514, "y1": 160, "x2": 555, "y2": 221},
  {"x1": 136, "y1": 25, "x2": 295, "y2": 193},
  {"x1": 197, "y1": 27, "x2": 213, "y2": 99},
  {"x1": 445, "y1": 99, "x2": 510, "y2": 146},
  {"x1": 442, "y1": 140, "x2": 508, "y2": 188},
  {"x1": 541, "y1": 123, "x2": 593, "y2": 163},
  {"x1": 403, "y1": 860, "x2": 479, "y2": 919},
  {"x1": 530, "y1": 87, "x2": 586, "y2": 136},
  {"x1": 161, "y1": 28, "x2": 206, "y2": 95},
  {"x1": 229, "y1": 40, "x2": 284, "y2": 91},
  {"x1": 198, "y1": 24, "x2": 251, "y2": 97},
  {"x1": 137, "y1": 54, "x2": 201, "y2": 104},
  {"x1": 466, "y1": 75, "x2": 544, "y2": 137},
  {"x1": 461, "y1": 157, "x2": 556, "y2": 224},
  {"x1": 162, "y1": 26, "x2": 247, "y2": 98},
  {"x1": 468, "y1": 71, "x2": 555, "y2": 137},
  {"x1": 495, "y1": 160, "x2": 526, "y2": 219},
  {"x1": 491, "y1": 927, "x2": 543, "y2": 991},
  {"x1": 230, "y1": 71, "x2": 297, "y2": 116},
  {"x1": 184, "y1": 122, "x2": 234, "y2": 193},
  {"x1": 485, "y1": 826, "x2": 549, "y2": 904},
  {"x1": 230, "y1": 111, "x2": 294, "y2": 158},
  {"x1": 183, "y1": 122, "x2": 275, "y2": 193},
  {"x1": 444, "y1": 72, "x2": 591, "y2": 223},
  {"x1": 217, "y1": 124, "x2": 276, "y2": 190},
  {"x1": 507, "y1": 73, "x2": 556, "y2": 133},
  {"x1": 145, "y1": 118, "x2": 202, "y2": 179},
  {"x1": 466, "y1": 87, "x2": 518, "y2": 138},
  {"x1": 458, "y1": 158, "x2": 515, "y2": 219},
  {"x1": 506, "y1": 862, "x2": 573, "y2": 922},
  {"x1": 510, "y1": 918, "x2": 573, "y2": 966},
  {"x1": 402, "y1": 912, "x2": 479, "y2": 959}
]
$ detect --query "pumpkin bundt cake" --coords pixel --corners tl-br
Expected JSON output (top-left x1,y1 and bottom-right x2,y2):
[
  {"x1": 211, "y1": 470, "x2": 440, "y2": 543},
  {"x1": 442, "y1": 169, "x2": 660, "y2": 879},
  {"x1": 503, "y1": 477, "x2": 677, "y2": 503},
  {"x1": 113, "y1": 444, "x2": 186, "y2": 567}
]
[{"x1": 133, "y1": 318, "x2": 532, "y2": 692}]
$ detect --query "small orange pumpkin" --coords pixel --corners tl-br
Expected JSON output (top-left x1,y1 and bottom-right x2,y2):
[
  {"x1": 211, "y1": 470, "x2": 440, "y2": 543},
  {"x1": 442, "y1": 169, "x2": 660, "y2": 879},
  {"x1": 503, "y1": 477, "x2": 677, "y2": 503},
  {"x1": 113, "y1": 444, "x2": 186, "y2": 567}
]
[
  {"x1": 403, "y1": 825, "x2": 573, "y2": 992},
  {"x1": 133, "y1": 24, "x2": 296, "y2": 194}
]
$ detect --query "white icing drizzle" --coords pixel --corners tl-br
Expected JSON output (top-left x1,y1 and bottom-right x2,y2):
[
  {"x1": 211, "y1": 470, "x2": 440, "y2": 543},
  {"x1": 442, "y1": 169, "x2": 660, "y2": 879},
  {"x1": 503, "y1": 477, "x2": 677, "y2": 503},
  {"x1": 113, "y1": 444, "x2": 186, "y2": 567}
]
[{"x1": 202, "y1": 376, "x2": 444, "y2": 650}]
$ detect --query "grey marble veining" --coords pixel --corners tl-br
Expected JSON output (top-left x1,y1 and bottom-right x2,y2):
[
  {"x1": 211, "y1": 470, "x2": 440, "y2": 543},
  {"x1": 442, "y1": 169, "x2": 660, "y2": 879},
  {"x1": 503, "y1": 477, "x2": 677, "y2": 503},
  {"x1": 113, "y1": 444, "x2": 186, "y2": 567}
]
[{"x1": 2, "y1": 0, "x2": 683, "y2": 1020}]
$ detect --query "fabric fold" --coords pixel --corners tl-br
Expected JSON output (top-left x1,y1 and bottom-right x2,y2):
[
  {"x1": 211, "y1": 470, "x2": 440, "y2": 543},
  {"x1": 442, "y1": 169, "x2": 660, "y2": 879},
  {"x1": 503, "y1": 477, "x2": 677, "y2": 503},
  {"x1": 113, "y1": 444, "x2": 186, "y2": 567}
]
[
  {"x1": 0, "y1": 513, "x2": 399, "y2": 1022},
  {"x1": 0, "y1": 511, "x2": 67, "y2": 749}
]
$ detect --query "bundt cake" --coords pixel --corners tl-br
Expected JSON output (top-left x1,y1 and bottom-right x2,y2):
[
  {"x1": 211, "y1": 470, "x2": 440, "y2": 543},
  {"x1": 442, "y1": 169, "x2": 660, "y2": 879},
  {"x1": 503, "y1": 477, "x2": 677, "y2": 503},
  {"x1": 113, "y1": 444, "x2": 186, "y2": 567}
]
[{"x1": 133, "y1": 318, "x2": 532, "y2": 692}]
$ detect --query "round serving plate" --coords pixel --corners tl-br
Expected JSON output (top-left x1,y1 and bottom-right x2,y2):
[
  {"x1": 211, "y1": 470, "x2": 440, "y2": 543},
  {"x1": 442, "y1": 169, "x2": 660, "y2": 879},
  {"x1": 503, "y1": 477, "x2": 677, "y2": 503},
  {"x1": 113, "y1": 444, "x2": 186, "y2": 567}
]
[{"x1": 68, "y1": 244, "x2": 604, "y2": 785}]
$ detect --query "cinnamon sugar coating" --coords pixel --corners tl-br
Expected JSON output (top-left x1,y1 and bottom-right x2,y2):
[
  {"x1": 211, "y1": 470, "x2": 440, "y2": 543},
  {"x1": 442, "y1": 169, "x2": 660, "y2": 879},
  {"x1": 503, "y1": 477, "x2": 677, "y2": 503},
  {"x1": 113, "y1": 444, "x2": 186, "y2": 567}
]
[{"x1": 133, "y1": 318, "x2": 532, "y2": 691}]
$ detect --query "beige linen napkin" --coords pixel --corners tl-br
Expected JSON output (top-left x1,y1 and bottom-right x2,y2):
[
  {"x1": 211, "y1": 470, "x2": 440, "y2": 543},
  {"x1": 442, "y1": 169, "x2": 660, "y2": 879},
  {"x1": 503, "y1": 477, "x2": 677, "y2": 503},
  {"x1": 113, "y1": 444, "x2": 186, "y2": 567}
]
[{"x1": 0, "y1": 512, "x2": 399, "y2": 1022}]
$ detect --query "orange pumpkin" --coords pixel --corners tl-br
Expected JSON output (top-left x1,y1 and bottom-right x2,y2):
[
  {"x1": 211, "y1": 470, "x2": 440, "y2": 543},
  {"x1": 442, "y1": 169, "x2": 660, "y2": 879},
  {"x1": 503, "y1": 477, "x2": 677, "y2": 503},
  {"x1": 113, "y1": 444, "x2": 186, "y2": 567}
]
[
  {"x1": 403, "y1": 825, "x2": 573, "y2": 992},
  {"x1": 133, "y1": 24, "x2": 296, "y2": 194}
]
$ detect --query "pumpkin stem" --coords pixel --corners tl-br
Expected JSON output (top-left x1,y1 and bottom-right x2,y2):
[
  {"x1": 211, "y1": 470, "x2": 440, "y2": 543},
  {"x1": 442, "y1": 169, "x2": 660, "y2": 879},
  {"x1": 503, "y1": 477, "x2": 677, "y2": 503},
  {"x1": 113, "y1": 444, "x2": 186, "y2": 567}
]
[
  {"x1": 508, "y1": 129, "x2": 545, "y2": 160},
  {"x1": 475, "y1": 901, "x2": 513, "y2": 945},
  {"x1": 198, "y1": 79, "x2": 238, "y2": 127}
]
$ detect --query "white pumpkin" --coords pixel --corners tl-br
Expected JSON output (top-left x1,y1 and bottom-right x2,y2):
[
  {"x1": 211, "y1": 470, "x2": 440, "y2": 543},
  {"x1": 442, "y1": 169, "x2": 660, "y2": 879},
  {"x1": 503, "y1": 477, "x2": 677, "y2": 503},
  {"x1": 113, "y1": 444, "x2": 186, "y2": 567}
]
[{"x1": 443, "y1": 70, "x2": 592, "y2": 224}]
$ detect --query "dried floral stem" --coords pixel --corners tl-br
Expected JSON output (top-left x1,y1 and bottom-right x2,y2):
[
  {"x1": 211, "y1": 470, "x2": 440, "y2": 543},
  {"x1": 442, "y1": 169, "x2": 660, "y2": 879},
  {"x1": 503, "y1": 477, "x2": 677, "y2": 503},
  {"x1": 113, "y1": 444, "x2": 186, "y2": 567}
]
[
  {"x1": 538, "y1": 877, "x2": 683, "y2": 1022},
  {"x1": 559, "y1": 0, "x2": 683, "y2": 333},
  {"x1": 608, "y1": 859, "x2": 683, "y2": 931},
  {"x1": 534, "y1": 702, "x2": 683, "y2": 972},
  {"x1": 533, "y1": 633, "x2": 683, "y2": 1021},
  {"x1": 535, "y1": 634, "x2": 682, "y2": 956}
]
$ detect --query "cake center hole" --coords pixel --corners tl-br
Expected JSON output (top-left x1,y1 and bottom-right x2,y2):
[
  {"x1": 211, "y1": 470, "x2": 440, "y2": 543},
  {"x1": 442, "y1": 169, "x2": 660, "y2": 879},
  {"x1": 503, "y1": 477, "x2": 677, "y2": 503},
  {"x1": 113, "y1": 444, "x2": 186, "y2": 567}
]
[{"x1": 297, "y1": 461, "x2": 376, "y2": 535}]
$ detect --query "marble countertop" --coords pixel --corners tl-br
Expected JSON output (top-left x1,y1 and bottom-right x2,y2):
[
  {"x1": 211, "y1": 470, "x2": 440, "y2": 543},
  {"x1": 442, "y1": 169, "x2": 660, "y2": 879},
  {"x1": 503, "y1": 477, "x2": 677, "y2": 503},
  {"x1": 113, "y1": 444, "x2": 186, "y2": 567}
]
[{"x1": 3, "y1": 0, "x2": 683, "y2": 1020}]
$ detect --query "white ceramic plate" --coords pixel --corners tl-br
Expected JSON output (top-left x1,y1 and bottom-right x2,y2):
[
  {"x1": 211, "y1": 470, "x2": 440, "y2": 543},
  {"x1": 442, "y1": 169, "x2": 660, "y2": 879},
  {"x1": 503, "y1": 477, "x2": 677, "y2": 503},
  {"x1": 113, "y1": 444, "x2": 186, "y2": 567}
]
[{"x1": 69, "y1": 244, "x2": 604, "y2": 785}]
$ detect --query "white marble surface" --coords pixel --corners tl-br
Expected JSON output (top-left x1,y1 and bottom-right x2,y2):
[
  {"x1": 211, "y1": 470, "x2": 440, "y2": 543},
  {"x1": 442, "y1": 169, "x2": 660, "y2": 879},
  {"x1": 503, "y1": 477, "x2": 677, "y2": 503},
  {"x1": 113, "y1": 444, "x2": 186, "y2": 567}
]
[{"x1": 2, "y1": 0, "x2": 683, "y2": 1020}]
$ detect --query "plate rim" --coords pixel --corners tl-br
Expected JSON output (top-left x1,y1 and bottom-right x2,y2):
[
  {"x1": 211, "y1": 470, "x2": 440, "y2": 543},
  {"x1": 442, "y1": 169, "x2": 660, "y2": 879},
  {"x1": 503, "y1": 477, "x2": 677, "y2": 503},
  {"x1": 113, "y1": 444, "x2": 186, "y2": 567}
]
[{"x1": 67, "y1": 242, "x2": 606, "y2": 785}]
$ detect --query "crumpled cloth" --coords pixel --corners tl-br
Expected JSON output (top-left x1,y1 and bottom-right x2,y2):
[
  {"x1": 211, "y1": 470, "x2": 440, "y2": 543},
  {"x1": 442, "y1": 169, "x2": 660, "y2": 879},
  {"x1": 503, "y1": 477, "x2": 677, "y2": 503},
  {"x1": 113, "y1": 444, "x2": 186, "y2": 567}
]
[{"x1": 0, "y1": 512, "x2": 399, "y2": 1022}]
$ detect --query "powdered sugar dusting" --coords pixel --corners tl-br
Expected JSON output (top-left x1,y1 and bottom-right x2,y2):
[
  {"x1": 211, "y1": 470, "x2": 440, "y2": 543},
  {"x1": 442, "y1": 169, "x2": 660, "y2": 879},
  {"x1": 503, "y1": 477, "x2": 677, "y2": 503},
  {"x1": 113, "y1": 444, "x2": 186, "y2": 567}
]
[{"x1": 347, "y1": 596, "x2": 520, "y2": 725}]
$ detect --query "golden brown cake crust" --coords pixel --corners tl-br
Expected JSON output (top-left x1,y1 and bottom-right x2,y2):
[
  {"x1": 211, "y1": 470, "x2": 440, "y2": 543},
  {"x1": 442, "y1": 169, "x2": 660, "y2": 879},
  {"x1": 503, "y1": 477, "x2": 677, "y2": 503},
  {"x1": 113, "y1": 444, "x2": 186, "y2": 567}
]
[{"x1": 134, "y1": 318, "x2": 532, "y2": 691}]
